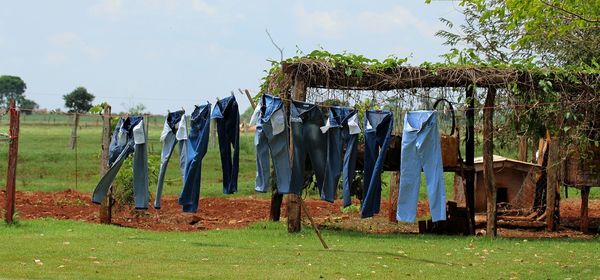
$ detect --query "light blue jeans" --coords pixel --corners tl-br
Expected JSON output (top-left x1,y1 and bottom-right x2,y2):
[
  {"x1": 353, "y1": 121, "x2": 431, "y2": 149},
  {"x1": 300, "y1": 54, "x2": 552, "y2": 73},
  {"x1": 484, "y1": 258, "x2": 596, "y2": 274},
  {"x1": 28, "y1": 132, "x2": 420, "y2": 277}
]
[
  {"x1": 254, "y1": 94, "x2": 292, "y2": 194},
  {"x1": 154, "y1": 110, "x2": 187, "y2": 209},
  {"x1": 396, "y1": 111, "x2": 447, "y2": 222}
]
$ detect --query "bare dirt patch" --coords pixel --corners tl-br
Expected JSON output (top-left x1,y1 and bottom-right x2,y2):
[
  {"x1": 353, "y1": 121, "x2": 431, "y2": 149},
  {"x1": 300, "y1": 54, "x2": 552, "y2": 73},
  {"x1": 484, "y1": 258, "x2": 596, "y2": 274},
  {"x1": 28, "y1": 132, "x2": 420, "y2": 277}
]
[{"x1": 1, "y1": 189, "x2": 598, "y2": 238}]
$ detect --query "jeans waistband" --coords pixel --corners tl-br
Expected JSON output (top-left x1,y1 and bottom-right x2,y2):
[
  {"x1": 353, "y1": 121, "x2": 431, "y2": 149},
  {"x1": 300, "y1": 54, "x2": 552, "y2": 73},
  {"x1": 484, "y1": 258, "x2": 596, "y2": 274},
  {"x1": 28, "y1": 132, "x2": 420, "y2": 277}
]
[{"x1": 260, "y1": 94, "x2": 283, "y2": 123}]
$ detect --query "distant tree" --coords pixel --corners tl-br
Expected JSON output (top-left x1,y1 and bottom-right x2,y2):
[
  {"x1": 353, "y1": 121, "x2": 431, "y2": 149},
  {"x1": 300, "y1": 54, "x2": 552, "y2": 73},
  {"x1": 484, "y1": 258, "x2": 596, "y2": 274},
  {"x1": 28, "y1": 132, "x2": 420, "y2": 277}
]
[
  {"x1": 64, "y1": 87, "x2": 95, "y2": 113},
  {"x1": 0, "y1": 75, "x2": 27, "y2": 108},
  {"x1": 19, "y1": 98, "x2": 39, "y2": 115},
  {"x1": 127, "y1": 103, "x2": 147, "y2": 115}
]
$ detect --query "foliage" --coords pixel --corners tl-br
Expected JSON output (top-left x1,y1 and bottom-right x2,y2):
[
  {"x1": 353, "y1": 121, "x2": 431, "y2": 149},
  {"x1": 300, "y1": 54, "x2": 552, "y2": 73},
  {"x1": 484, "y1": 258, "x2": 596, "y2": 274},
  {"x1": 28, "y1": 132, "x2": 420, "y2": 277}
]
[
  {"x1": 0, "y1": 75, "x2": 27, "y2": 108},
  {"x1": 19, "y1": 98, "x2": 39, "y2": 114},
  {"x1": 63, "y1": 87, "x2": 95, "y2": 113},
  {"x1": 434, "y1": 0, "x2": 600, "y2": 66},
  {"x1": 88, "y1": 102, "x2": 111, "y2": 115},
  {"x1": 112, "y1": 154, "x2": 160, "y2": 206},
  {"x1": 126, "y1": 103, "x2": 147, "y2": 115}
]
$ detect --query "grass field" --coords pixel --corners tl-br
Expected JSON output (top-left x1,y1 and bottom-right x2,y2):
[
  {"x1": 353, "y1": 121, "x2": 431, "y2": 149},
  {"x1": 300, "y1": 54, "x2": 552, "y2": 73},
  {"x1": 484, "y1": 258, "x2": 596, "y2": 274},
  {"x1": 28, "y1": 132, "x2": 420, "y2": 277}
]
[{"x1": 0, "y1": 219, "x2": 598, "y2": 279}]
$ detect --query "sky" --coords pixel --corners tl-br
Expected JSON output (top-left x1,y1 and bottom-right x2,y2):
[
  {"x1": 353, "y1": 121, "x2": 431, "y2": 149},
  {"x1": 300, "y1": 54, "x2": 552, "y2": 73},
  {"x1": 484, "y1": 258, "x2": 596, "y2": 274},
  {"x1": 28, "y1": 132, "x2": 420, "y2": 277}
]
[{"x1": 0, "y1": 0, "x2": 464, "y2": 114}]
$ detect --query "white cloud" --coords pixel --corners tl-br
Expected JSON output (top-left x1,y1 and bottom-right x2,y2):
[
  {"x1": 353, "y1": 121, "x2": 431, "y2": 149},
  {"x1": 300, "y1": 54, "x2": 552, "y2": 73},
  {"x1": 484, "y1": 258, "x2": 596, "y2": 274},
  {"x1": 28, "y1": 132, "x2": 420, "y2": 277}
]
[
  {"x1": 358, "y1": 6, "x2": 440, "y2": 38},
  {"x1": 46, "y1": 53, "x2": 68, "y2": 65},
  {"x1": 294, "y1": 4, "x2": 343, "y2": 37},
  {"x1": 82, "y1": 45, "x2": 105, "y2": 61},
  {"x1": 90, "y1": 0, "x2": 124, "y2": 19},
  {"x1": 191, "y1": 0, "x2": 218, "y2": 17},
  {"x1": 49, "y1": 32, "x2": 78, "y2": 47}
]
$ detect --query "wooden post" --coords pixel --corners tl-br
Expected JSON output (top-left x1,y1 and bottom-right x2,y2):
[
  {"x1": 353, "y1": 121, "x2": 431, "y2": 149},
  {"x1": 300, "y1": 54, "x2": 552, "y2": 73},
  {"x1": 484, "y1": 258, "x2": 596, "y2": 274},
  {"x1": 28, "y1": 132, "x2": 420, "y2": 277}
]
[
  {"x1": 465, "y1": 85, "x2": 476, "y2": 234},
  {"x1": 388, "y1": 172, "x2": 400, "y2": 222},
  {"x1": 483, "y1": 87, "x2": 497, "y2": 237},
  {"x1": 240, "y1": 89, "x2": 256, "y2": 110},
  {"x1": 545, "y1": 135, "x2": 560, "y2": 231},
  {"x1": 4, "y1": 99, "x2": 20, "y2": 224},
  {"x1": 99, "y1": 105, "x2": 113, "y2": 224},
  {"x1": 518, "y1": 136, "x2": 528, "y2": 162},
  {"x1": 70, "y1": 113, "x2": 80, "y2": 149},
  {"x1": 287, "y1": 78, "x2": 306, "y2": 233},
  {"x1": 580, "y1": 186, "x2": 590, "y2": 233},
  {"x1": 299, "y1": 199, "x2": 328, "y2": 249}
]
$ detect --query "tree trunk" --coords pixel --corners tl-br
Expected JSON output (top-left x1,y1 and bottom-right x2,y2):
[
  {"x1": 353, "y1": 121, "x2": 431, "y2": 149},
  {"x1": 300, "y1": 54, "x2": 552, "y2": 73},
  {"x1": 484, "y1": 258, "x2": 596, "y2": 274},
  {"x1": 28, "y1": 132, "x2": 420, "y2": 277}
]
[
  {"x1": 4, "y1": 100, "x2": 19, "y2": 224},
  {"x1": 546, "y1": 135, "x2": 560, "y2": 231},
  {"x1": 518, "y1": 136, "x2": 528, "y2": 162},
  {"x1": 388, "y1": 172, "x2": 399, "y2": 222},
  {"x1": 287, "y1": 78, "x2": 306, "y2": 233},
  {"x1": 580, "y1": 186, "x2": 590, "y2": 233},
  {"x1": 484, "y1": 87, "x2": 497, "y2": 237},
  {"x1": 465, "y1": 85, "x2": 476, "y2": 234}
]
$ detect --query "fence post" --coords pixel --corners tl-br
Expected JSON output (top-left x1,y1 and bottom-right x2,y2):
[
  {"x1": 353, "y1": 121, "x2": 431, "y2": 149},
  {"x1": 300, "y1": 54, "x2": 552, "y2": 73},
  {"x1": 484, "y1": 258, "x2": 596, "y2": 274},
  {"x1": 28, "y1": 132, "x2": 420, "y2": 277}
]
[
  {"x1": 5, "y1": 99, "x2": 20, "y2": 224},
  {"x1": 99, "y1": 105, "x2": 113, "y2": 224},
  {"x1": 483, "y1": 87, "x2": 497, "y2": 237}
]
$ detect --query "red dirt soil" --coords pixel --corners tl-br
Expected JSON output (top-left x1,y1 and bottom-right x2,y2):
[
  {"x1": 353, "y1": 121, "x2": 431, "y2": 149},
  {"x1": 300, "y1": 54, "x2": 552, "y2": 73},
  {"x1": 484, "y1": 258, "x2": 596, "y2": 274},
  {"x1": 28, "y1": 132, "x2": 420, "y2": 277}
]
[{"x1": 1, "y1": 190, "x2": 598, "y2": 238}]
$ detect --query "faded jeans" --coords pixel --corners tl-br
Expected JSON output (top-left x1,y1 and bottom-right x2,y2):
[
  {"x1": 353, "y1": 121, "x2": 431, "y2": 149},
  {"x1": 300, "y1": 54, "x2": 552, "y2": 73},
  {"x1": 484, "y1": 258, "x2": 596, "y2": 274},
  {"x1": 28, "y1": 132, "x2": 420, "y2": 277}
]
[
  {"x1": 396, "y1": 111, "x2": 446, "y2": 222},
  {"x1": 92, "y1": 116, "x2": 149, "y2": 209},
  {"x1": 154, "y1": 110, "x2": 187, "y2": 209},
  {"x1": 254, "y1": 94, "x2": 292, "y2": 194}
]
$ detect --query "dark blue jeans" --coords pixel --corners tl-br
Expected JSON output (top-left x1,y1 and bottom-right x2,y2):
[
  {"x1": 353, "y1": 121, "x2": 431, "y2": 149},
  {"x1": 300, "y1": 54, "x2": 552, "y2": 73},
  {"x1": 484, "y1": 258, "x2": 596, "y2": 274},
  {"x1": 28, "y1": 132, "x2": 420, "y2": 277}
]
[
  {"x1": 179, "y1": 103, "x2": 211, "y2": 213},
  {"x1": 254, "y1": 94, "x2": 292, "y2": 194},
  {"x1": 211, "y1": 96, "x2": 240, "y2": 195},
  {"x1": 322, "y1": 107, "x2": 359, "y2": 206},
  {"x1": 155, "y1": 110, "x2": 187, "y2": 209},
  {"x1": 290, "y1": 100, "x2": 327, "y2": 197},
  {"x1": 93, "y1": 116, "x2": 149, "y2": 209},
  {"x1": 361, "y1": 110, "x2": 393, "y2": 218}
]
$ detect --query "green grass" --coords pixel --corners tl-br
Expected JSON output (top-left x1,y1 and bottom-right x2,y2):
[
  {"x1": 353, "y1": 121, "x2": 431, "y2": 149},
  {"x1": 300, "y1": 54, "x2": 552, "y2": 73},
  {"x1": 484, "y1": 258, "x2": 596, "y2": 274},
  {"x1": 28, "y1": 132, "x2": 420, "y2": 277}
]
[{"x1": 0, "y1": 219, "x2": 598, "y2": 279}]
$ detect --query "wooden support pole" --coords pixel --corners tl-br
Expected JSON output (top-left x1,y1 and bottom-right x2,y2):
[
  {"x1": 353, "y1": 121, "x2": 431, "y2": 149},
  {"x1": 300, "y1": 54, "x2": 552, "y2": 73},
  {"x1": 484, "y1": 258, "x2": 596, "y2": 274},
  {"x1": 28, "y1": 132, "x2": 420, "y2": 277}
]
[
  {"x1": 4, "y1": 99, "x2": 19, "y2": 224},
  {"x1": 240, "y1": 89, "x2": 256, "y2": 110},
  {"x1": 287, "y1": 78, "x2": 306, "y2": 233},
  {"x1": 465, "y1": 85, "x2": 476, "y2": 234},
  {"x1": 546, "y1": 135, "x2": 560, "y2": 231},
  {"x1": 580, "y1": 186, "x2": 590, "y2": 233},
  {"x1": 483, "y1": 87, "x2": 497, "y2": 237},
  {"x1": 70, "y1": 113, "x2": 80, "y2": 149},
  {"x1": 99, "y1": 106, "x2": 113, "y2": 224},
  {"x1": 299, "y1": 198, "x2": 328, "y2": 249},
  {"x1": 518, "y1": 136, "x2": 528, "y2": 162},
  {"x1": 388, "y1": 171, "x2": 399, "y2": 222}
]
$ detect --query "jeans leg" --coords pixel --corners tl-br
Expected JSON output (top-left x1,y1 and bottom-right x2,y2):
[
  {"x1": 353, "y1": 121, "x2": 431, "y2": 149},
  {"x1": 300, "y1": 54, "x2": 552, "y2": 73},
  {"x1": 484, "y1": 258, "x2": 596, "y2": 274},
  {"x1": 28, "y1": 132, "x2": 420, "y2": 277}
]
[
  {"x1": 421, "y1": 120, "x2": 447, "y2": 222},
  {"x1": 362, "y1": 113, "x2": 393, "y2": 218},
  {"x1": 92, "y1": 143, "x2": 133, "y2": 204},
  {"x1": 216, "y1": 118, "x2": 233, "y2": 194},
  {"x1": 133, "y1": 141, "x2": 149, "y2": 209},
  {"x1": 254, "y1": 125, "x2": 271, "y2": 192},
  {"x1": 396, "y1": 135, "x2": 422, "y2": 222},
  {"x1": 290, "y1": 120, "x2": 307, "y2": 195},
  {"x1": 265, "y1": 121, "x2": 292, "y2": 194},
  {"x1": 305, "y1": 121, "x2": 329, "y2": 202},
  {"x1": 361, "y1": 131, "x2": 378, "y2": 218},
  {"x1": 342, "y1": 131, "x2": 358, "y2": 207},
  {"x1": 177, "y1": 139, "x2": 187, "y2": 180},
  {"x1": 324, "y1": 127, "x2": 342, "y2": 203},
  {"x1": 154, "y1": 133, "x2": 177, "y2": 209}
]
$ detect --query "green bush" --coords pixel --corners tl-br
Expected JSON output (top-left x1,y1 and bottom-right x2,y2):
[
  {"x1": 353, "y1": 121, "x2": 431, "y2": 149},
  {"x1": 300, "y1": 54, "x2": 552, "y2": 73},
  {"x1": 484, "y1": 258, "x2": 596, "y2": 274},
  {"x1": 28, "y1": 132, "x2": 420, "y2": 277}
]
[{"x1": 112, "y1": 153, "x2": 160, "y2": 207}]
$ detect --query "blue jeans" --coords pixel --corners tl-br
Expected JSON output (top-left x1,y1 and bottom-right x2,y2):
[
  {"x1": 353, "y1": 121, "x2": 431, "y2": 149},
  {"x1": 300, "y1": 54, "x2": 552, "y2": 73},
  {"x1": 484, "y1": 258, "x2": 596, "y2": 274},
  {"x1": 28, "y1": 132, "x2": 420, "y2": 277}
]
[
  {"x1": 361, "y1": 110, "x2": 393, "y2": 218},
  {"x1": 254, "y1": 94, "x2": 292, "y2": 194},
  {"x1": 322, "y1": 107, "x2": 359, "y2": 206},
  {"x1": 396, "y1": 111, "x2": 447, "y2": 222},
  {"x1": 290, "y1": 100, "x2": 327, "y2": 197},
  {"x1": 211, "y1": 96, "x2": 240, "y2": 195},
  {"x1": 154, "y1": 110, "x2": 187, "y2": 209},
  {"x1": 179, "y1": 103, "x2": 211, "y2": 213},
  {"x1": 93, "y1": 116, "x2": 149, "y2": 209}
]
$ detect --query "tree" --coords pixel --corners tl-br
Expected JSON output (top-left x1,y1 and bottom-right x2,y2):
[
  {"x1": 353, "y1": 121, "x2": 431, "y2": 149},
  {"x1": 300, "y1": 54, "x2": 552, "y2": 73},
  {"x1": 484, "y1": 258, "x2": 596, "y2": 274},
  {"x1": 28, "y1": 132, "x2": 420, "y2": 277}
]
[
  {"x1": 64, "y1": 87, "x2": 95, "y2": 113},
  {"x1": 434, "y1": 0, "x2": 600, "y2": 65},
  {"x1": 19, "y1": 98, "x2": 39, "y2": 115},
  {"x1": 126, "y1": 103, "x2": 147, "y2": 115},
  {"x1": 0, "y1": 75, "x2": 27, "y2": 108}
]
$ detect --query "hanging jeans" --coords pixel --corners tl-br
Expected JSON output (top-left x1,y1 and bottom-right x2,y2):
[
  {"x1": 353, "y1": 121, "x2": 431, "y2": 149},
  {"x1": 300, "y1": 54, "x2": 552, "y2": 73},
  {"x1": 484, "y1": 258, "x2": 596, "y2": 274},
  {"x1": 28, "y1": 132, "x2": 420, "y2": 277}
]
[
  {"x1": 361, "y1": 110, "x2": 393, "y2": 218},
  {"x1": 154, "y1": 110, "x2": 188, "y2": 209},
  {"x1": 254, "y1": 94, "x2": 292, "y2": 194},
  {"x1": 92, "y1": 116, "x2": 149, "y2": 209},
  {"x1": 179, "y1": 103, "x2": 211, "y2": 213},
  {"x1": 290, "y1": 100, "x2": 327, "y2": 197},
  {"x1": 321, "y1": 107, "x2": 360, "y2": 206},
  {"x1": 211, "y1": 96, "x2": 240, "y2": 195},
  {"x1": 396, "y1": 111, "x2": 447, "y2": 222}
]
